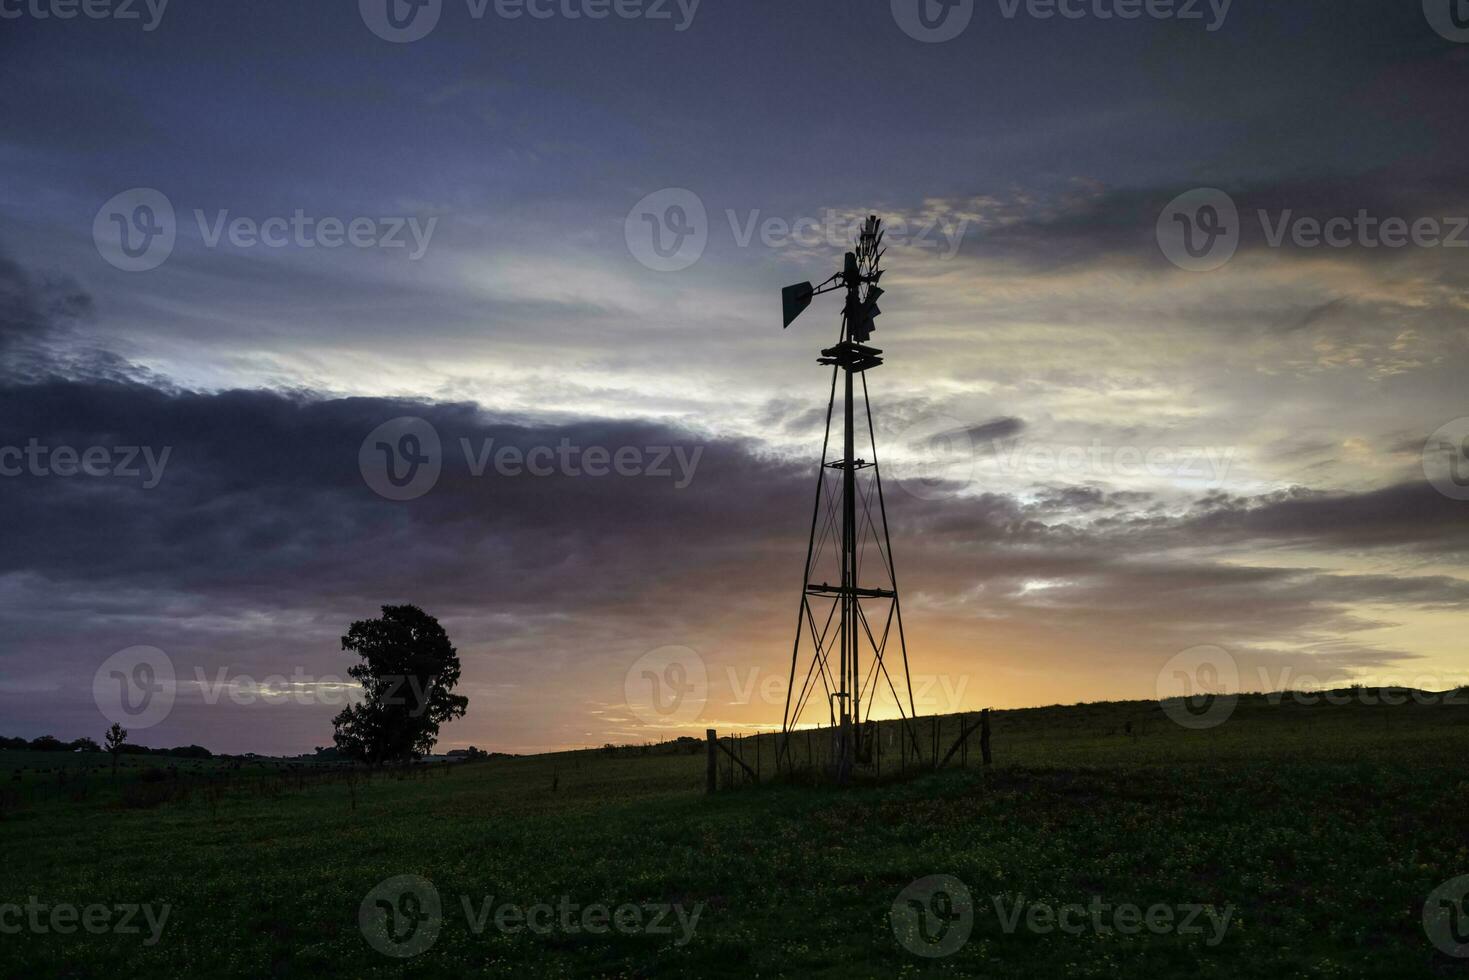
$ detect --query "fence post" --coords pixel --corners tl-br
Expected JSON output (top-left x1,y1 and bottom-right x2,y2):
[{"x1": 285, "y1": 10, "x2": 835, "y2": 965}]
[
  {"x1": 706, "y1": 729, "x2": 717, "y2": 794},
  {"x1": 981, "y1": 709, "x2": 992, "y2": 766}
]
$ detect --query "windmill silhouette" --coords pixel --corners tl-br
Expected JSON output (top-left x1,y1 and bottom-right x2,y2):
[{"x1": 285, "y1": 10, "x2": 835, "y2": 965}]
[{"x1": 779, "y1": 215, "x2": 920, "y2": 782}]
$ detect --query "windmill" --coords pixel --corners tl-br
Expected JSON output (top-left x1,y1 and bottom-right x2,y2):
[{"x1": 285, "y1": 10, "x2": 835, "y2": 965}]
[{"x1": 779, "y1": 215, "x2": 919, "y2": 782}]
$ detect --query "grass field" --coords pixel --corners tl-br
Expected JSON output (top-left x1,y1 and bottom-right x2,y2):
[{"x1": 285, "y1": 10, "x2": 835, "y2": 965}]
[{"x1": 3, "y1": 692, "x2": 1469, "y2": 977}]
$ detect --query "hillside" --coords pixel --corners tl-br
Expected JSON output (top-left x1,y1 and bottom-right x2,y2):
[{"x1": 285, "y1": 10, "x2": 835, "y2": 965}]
[{"x1": 3, "y1": 692, "x2": 1467, "y2": 977}]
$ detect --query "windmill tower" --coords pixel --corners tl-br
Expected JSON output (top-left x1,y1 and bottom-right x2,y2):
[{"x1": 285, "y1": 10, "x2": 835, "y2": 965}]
[{"x1": 779, "y1": 215, "x2": 919, "y2": 782}]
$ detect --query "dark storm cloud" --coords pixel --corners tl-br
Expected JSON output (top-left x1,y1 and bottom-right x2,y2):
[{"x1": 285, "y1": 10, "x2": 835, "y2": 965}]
[
  {"x1": 0, "y1": 247, "x2": 92, "y2": 353},
  {"x1": 963, "y1": 417, "x2": 1025, "y2": 442},
  {"x1": 1173, "y1": 481, "x2": 1469, "y2": 554},
  {"x1": 0, "y1": 379, "x2": 794, "y2": 612},
  {"x1": 2, "y1": 371, "x2": 1465, "y2": 749},
  {"x1": 951, "y1": 166, "x2": 1469, "y2": 274}
]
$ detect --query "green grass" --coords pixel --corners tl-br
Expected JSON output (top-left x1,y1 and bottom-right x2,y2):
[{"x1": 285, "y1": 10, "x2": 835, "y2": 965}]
[{"x1": 3, "y1": 694, "x2": 1468, "y2": 978}]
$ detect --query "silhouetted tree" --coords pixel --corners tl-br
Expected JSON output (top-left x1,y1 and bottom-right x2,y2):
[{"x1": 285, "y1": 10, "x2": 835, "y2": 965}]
[
  {"x1": 331, "y1": 605, "x2": 468, "y2": 766},
  {"x1": 104, "y1": 723, "x2": 127, "y2": 775}
]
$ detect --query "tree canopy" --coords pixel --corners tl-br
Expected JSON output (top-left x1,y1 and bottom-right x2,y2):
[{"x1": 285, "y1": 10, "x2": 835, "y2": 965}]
[{"x1": 331, "y1": 604, "x2": 468, "y2": 765}]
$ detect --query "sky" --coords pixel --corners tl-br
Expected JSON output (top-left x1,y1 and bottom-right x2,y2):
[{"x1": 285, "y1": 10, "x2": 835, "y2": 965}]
[{"x1": 1, "y1": 0, "x2": 1467, "y2": 754}]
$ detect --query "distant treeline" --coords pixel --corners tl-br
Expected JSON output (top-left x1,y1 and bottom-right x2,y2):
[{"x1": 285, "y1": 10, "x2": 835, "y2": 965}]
[
  {"x1": 3, "y1": 737, "x2": 506, "y2": 763},
  {"x1": 1, "y1": 735, "x2": 214, "y2": 758}
]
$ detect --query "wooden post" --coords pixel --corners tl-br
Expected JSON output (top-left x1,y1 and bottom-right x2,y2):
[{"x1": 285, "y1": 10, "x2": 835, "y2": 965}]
[
  {"x1": 981, "y1": 709, "x2": 992, "y2": 766},
  {"x1": 961, "y1": 712, "x2": 968, "y2": 767},
  {"x1": 706, "y1": 729, "x2": 717, "y2": 794},
  {"x1": 755, "y1": 733, "x2": 761, "y2": 781}
]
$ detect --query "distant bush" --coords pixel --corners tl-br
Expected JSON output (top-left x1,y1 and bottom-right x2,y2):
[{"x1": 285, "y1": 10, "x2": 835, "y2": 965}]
[{"x1": 167, "y1": 745, "x2": 212, "y2": 759}]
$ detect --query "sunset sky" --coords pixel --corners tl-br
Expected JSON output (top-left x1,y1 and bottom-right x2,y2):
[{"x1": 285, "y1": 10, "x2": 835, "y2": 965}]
[{"x1": 2, "y1": 1, "x2": 1467, "y2": 754}]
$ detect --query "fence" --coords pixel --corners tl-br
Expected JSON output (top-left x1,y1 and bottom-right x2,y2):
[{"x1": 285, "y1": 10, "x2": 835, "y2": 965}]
[{"x1": 705, "y1": 709, "x2": 992, "y2": 792}]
